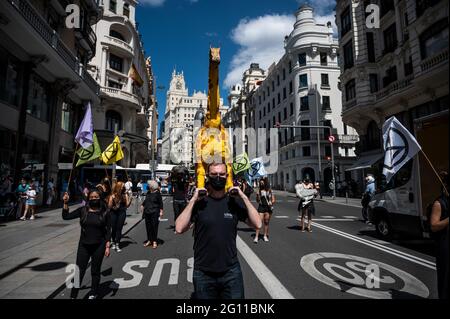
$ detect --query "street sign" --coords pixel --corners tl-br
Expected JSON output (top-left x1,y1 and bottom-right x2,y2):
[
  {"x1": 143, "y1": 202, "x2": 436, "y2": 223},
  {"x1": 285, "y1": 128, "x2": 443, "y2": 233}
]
[{"x1": 328, "y1": 135, "x2": 335, "y2": 143}]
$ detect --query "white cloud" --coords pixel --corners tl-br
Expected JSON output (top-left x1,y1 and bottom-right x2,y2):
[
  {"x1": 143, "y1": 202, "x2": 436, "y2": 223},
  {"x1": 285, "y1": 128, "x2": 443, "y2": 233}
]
[
  {"x1": 139, "y1": 0, "x2": 166, "y2": 7},
  {"x1": 224, "y1": 14, "x2": 295, "y2": 89}
]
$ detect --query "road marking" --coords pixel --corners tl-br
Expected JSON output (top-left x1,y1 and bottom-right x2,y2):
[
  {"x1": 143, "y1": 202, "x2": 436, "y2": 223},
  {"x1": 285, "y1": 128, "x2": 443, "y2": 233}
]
[
  {"x1": 312, "y1": 222, "x2": 436, "y2": 270},
  {"x1": 159, "y1": 218, "x2": 168, "y2": 222},
  {"x1": 287, "y1": 200, "x2": 296, "y2": 203},
  {"x1": 343, "y1": 216, "x2": 358, "y2": 219},
  {"x1": 295, "y1": 218, "x2": 355, "y2": 222},
  {"x1": 236, "y1": 235, "x2": 294, "y2": 299},
  {"x1": 372, "y1": 240, "x2": 391, "y2": 245},
  {"x1": 274, "y1": 216, "x2": 289, "y2": 218},
  {"x1": 300, "y1": 252, "x2": 429, "y2": 299},
  {"x1": 320, "y1": 216, "x2": 336, "y2": 219}
]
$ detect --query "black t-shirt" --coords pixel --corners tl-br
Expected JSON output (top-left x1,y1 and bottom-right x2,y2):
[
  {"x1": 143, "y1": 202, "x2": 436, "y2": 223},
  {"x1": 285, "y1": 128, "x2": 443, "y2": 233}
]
[
  {"x1": 143, "y1": 191, "x2": 163, "y2": 215},
  {"x1": 173, "y1": 181, "x2": 187, "y2": 201},
  {"x1": 190, "y1": 195, "x2": 248, "y2": 273},
  {"x1": 62, "y1": 207, "x2": 111, "y2": 245}
]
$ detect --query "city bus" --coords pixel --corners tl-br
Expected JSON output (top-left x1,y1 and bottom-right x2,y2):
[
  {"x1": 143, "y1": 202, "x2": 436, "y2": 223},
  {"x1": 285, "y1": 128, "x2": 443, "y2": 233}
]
[{"x1": 367, "y1": 110, "x2": 448, "y2": 240}]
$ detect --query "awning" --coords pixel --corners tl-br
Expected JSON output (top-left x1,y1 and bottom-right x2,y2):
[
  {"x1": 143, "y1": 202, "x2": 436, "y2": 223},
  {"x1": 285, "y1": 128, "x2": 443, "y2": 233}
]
[{"x1": 345, "y1": 153, "x2": 383, "y2": 171}]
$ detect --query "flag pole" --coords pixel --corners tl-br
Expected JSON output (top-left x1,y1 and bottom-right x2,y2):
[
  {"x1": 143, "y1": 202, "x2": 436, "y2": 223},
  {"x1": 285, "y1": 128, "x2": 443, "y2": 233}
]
[
  {"x1": 66, "y1": 143, "x2": 80, "y2": 193},
  {"x1": 420, "y1": 149, "x2": 448, "y2": 196}
]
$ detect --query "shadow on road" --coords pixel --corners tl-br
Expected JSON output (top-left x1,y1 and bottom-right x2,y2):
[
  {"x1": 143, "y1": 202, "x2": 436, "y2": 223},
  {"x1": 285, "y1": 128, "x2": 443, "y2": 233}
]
[
  {"x1": 30, "y1": 261, "x2": 68, "y2": 272},
  {"x1": 0, "y1": 257, "x2": 40, "y2": 280}
]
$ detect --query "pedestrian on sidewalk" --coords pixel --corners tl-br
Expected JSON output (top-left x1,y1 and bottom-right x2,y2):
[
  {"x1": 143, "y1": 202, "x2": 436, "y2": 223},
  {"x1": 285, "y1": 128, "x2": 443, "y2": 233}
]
[
  {"x1": 15, "y1": 178, "x2": 29, "y2": 220},
  {"x1": 137, "y1": 179, "x2": 143, "y2": 199},
  {"x1": 62, "y1": 190, "x2": 111, "y2": 299},
  {"x1": 295, "y1": 177, "x2": 317, "y2": 232},
  {"x1": 429, "y1": 171, "x2": 449, "y2": 299},
  {"x1": 172, "y1": 175, "x2": 188, "y2": 231},
  {"x1": 108, "y1": 181, "x2": 132, "y2": 253},
  {"x1": 20, "y1": 184, "x2": 37, "y2": 220},
  {"x1": 254, "y1": 178, "x2": 275, "y2": 243},
  {"x1": 125, "y1": 177, "x2": 133, "y2": 197},
  {"x1": 361, "y1": 174, "x2": 376, "y2": 224},
  {"x1": 96, "y1": 178, "x2": 112, "y2": 204},
  {"x1": 141, "y1": 180, "x2": 164, "y2": 248},
  {"x1": 46, "y1": 178, "x2": 55, "y2": 206},
  {"x1": 175, "y1": 163, "x2": 261, "y2": 299}
]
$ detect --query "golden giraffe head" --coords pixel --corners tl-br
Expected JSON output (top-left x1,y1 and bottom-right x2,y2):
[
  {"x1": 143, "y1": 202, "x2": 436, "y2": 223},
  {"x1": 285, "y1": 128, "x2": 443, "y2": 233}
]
[{"x1": 209, "y1": 47, "x2": 220, "y2": 64}]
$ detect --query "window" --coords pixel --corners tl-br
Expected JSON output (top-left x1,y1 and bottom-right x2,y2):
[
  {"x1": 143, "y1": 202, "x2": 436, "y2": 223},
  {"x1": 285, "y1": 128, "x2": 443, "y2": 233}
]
[
  {"x1": 105, "y1": 110, "x2": 122, "y2": 131},
  {"x1": 283, "y1": 87, "x2": 287, "y2": 100},
  {"x1": 301, "y1": 120, "x2": 310, "y2": 141},
  {"x1": 320, "y1": 52, "x2": 327, "y2": 66},
  {"x1": 277, "y1": 75, "x2": 280, "y2": 86},
  {"x1": 367, "y1": 33, "x2": 375, "y2": 62},
  {"x1": 345, "y1": 79, "x2": 356, "y2": 101},
  {"x1": 267, "y1": 87, "x2": 270, "y2": 97},
  {"x1": 298, "y1": 53, "x2": 306, "y2": 66},
  {"x1": 277, "y1": 93, "x2": 281, "y2": 104},
  {"x1": 380, "y1": 0, "x2": 394, "y2": 17},
  {"x1": 272, "y1": 81, "x2": 275, "y2": 92},
  {"x1": 369, "y1": 74, "x2": 379, "y2": 93},
  {"x1": 404, "y1": 56, "x2": 413, "y2": 76},
  {"x1": 283, "y1": 68, "x2": 286, "y2": 80},
  {"x1": 273, "y1": 116, "x2": 276, "y2": 126},
  {"x1": 383, "y1": 66, "x2": 397, "y2": 87},
  {"x1": 383, "y1": 24, "x2": 398, "y2": 54},
  {"x1": 343, "y1": 40, "x2": 354, "y2": 69},
  {"x1": 325, "y1": 145, "x2": 332, "y2": 157},
  {"x1": 283, "y1": 107, "x2": 287, "y2": 120},
  {"x1": 292, "y1": 149, "x2": 296, "y2": 158},
  {"x1": 289, "y1": 61, "x2": 292, "y2": 73},
  {"x1": 299, "y1": 74, "x2": 308, "y2": 88},
  {"x1": 27, "y1": 73, "x2": 50, "y2": 122},
  {"x1": 109, "y1": 53, "x2": 123, "y2": 72},
  {"x1": 110, "y1": 0, "x2": 117, "y2": 13},
  {"x1": 322, "y1": 96, "x2": 331, "y2": 110},
  {"x1": 61, "y1": 102, "x2": 74, "y2": 133},
  {"x1": 323, "y1": 119, "x2": 332, "y2": 137},
  {"x1": 110, "y1": 29, "x2": 126, "y2": 42},
  {"x1": 278, "y1": 112, "x2": 281, "y2": 122},
  {"x1": 341, "y1": 6, "x2": 351, "y2": 37},
  {"x1": 263, "y1": 107, "x2": 266, "y2": 117},
  {"x1": 123, "y1": 2, "x2": 130, "y2": 18},
  {"x1": 420, "y1": 18, "x2": 449, "y2": 59},
  {"x1": 0, "y1": 50, "x2": 20, "y2": 106},
  {"x1": 263, "y1": 91, "x2": 266, "y2": 101},
  {"x1": 367, "y1": 121, "x2": 381, "y2": 150},
  {"x1": 321, "y1": 74, "x2": 330, "y2": 87},
  {"x1": 290, "y1": 102, "x2": 294, "y2": 116},
  {"x1": 300, "y1": 96, "x2": 309, "y2": 111},
  {"x1": 108, "y1": 80, "x2": 122, "y2": 89},
  {"x1": 303, "y1": 146, "x2": 311, "y2": 157},
  {"x1": 259, "y1": 110, "x2": 262, "y2": 120},
  {"x1": 268, "y1": 120, "x2": 271, "y2": 129},
  {"x1": 268, "y1": 102, "x2": 270, "y2": 110},
  {"x1": 272, "y1": 98, "x2": 275, "y2": 109},
  {"x1": 289, "y1": 81, "x2": 293, "y2": 94}
]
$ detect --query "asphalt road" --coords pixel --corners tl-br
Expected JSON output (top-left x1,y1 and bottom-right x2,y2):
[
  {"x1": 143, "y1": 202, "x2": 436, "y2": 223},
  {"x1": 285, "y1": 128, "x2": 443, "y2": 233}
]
[{"x1": 53, "y1": 192, "x2": 438, "y2": 299}]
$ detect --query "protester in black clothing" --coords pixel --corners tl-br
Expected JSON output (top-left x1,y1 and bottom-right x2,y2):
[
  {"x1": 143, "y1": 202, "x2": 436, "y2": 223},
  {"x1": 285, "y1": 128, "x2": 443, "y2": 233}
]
[
  {"x1": 62, "y1": 190, "x2": 111, "y2": 299},
  {"x1": 176, "y1": 163, "x2": 261, "y2": 299},
  {"x1": 430, "y1": 171, "x2": 449, "y2": 299},
  {"x1": 141, "y1": 180, "x2": 164, "y2": 248},
  {"x1": 96, "y1": 178, "x2": 111, "y2": 204},
  {"x1": 108, "y1": 181, "x2": 132, "y2": 252},
  {"x1": 172, "y1": 178, "x2": 188, "y2": 230}
]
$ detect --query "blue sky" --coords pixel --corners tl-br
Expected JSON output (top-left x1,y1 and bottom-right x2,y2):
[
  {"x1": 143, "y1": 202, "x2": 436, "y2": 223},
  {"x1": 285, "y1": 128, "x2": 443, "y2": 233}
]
[{"x1": 135, "y1": 0, "x2": 336, "y2": 136}]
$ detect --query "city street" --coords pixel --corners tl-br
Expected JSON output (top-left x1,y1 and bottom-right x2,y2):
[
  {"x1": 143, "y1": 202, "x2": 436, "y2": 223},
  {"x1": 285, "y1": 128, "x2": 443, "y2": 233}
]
[{"x1": 0, "y1": 191, "x2": 436, "y2": 299}]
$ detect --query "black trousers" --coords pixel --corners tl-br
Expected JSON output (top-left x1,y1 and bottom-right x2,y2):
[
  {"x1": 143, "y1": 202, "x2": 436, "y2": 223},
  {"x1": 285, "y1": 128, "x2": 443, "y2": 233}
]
[
  {"x1": 173, "y1": 200, "x2": 187, "y2": 224},
  {"x1": 144, "y1": 213, "x2": 159, "y2": 243},
  {"x1": 111, "y1": 208, "x2": 126, "y2": 244},
  {"x1": 71, "y1": 242, "x2": 105, "y2": 298}
]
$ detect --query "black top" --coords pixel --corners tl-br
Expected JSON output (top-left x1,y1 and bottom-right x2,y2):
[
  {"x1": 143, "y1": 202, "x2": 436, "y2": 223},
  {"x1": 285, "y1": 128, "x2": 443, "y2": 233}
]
[
  {"x1": 173, "y1": 181, "x2": 187, "y2": 201},
  {"x1": 62, "y1": 207, "x2": 111, "y2": 245},
  {"x1": 190, "y1": 195, "x2": 248, "y2": 273},
  {"x1": 143, "y1": 191, "x2": 163, "y2": 215},
  {"x1": 434, "y1": 195, "x2": 449, "y2": 242}
]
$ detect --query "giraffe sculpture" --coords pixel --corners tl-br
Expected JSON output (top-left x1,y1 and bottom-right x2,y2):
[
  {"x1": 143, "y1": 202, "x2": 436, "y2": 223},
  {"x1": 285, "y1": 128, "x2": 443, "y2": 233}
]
[{"x1": 195, "y1": 47, "x2": 233, "y2": 191}]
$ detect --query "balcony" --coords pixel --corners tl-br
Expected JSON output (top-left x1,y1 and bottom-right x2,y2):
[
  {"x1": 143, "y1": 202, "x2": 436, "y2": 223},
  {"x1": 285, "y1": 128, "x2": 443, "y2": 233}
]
[
  {"x1": 6, "y1": 0, "x2": 100, "y2": 97},
  {"x1": 420, "y1": 48, "x2": 449, "y2": 74},
  {"x1": 375, "y1": 75, "x2": 414, "y2": 102},
  {"x1": 75, "y1": 23, "x2": 97, "y2": 57},
  {"x1": 104, "y1": 35, "x2": 134, "y2": 56},
  {"x1": 100, "y1": 87, "x2": 140, "y2": 109}
]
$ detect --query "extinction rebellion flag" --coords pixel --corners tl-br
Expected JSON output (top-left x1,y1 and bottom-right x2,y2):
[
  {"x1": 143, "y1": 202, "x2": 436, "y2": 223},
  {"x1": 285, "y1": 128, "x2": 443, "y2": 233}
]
[
  {"x1": 101, "y1": 135, "x2": 124, "y2": 165},
  {"x1": 382, "y1": 116, "x2": 421, "y2": 183},
  {"x1": 232, "y1": 152, "x2": 251, "y2": 175},
  {"x1": 76, "y1": 133, "x2": 101, "y2": 167}
]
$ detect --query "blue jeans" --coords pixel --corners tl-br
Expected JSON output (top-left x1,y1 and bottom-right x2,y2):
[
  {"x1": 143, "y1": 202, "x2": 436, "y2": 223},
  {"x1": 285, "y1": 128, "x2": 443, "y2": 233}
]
[{"x1": 193, "y1": 262, "x2": 244, "y2": 299}]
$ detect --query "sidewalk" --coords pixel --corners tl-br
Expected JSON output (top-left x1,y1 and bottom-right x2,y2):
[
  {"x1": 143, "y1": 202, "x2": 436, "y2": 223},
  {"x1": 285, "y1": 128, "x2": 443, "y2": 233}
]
[
  {"x1": 272, "y1": 190, "x2": 362, "y2": 208},
  {"x1": 0, "y1": 200, "x2": 144, "y2": 299}
]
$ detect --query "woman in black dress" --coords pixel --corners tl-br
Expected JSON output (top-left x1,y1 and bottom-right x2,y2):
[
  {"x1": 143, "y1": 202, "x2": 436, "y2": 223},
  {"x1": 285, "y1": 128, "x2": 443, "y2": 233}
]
[
  {"x1": 62, "y1": 190, "x2": 111, "y2": 299},
  {"x1": 141, "y1": 180, "x2": 164, "y2": 248},
  {"x1": 255, "y1": 178, "x2": 275, "y2": 243}
]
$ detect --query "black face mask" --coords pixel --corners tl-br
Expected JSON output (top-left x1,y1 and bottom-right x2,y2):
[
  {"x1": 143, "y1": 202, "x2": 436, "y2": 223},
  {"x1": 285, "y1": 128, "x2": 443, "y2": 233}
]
[
  {"x1": 209, "y1": 175, "x2": 226, "y2": 191},
  {"x1": 88, "y1": 199, "x2": 101, "y2": 210}
]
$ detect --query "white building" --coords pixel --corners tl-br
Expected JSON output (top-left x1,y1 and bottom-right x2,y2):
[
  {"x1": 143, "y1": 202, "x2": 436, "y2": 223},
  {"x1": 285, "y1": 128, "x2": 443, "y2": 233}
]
[
  {"x1": 336, "y1": 0, "x2": 448, "y2": 193},
  {"x1": 88, "y1": 0, "x2": 155, "y2": 167},
  {"x1": 161, "y1": 70, "x2": 228, "y2": 166},
  {"x1": 251, "y1": 4, "x2": 359, "y2": 192}
]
